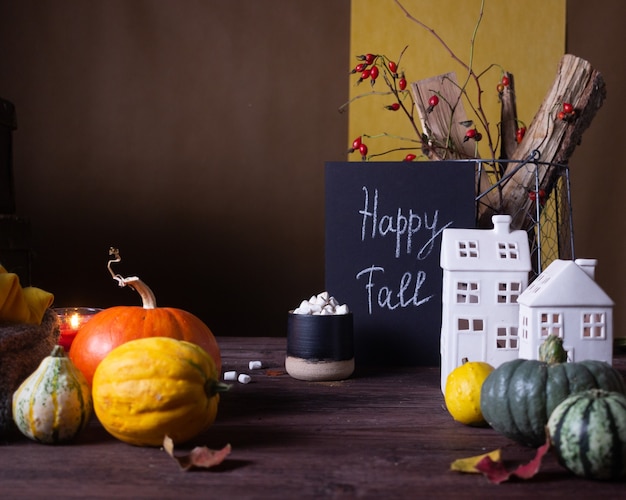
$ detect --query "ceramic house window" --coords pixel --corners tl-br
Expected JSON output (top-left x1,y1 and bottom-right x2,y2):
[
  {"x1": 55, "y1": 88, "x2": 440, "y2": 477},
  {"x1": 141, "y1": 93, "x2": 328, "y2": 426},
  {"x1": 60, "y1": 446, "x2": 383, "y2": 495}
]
[
  {"x1": 582, "y1": 311, "x2": 606, "y2": 339},
  {"x1": 497, "y1": 281, "x2": 522, "y2": 304},
  {"x1": 455, "y1": 281, "x2": 480, "y2": 304},
  {"x1": 540, "y1": 312, "x2": 562, "y2": 338},
  {"x1": 456, "y1": 240, "x2": 479, "y2": 258},
  {"x1": 496, "y1": 326, "x2": 518, "y2": 349},
  {"x1": 497, "y1": 241, "x2": 519, "y2": 260},
  {"x1": 457, "y1": 317, "x2": 484, "y2": 334},
  {"x1": 520, "y1": 314, "x2": 529, "y2": 340}
]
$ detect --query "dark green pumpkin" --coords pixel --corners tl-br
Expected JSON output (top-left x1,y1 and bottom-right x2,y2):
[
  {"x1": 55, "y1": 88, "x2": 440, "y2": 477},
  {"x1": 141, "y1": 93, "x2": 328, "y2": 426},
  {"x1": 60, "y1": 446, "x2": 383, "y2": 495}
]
[
  {"x1": 547, "y1": 389, "x2": 626, "y2": 480},
  {"x1": 480, "y1": 335, "x2": 625, "y2": 447}
]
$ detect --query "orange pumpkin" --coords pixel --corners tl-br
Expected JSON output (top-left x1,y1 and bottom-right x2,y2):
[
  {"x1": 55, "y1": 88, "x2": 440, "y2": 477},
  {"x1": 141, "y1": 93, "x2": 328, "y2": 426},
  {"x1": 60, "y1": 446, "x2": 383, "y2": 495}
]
[{"x1": 69, "y1": 249, "x2": 221, "y2": 385}]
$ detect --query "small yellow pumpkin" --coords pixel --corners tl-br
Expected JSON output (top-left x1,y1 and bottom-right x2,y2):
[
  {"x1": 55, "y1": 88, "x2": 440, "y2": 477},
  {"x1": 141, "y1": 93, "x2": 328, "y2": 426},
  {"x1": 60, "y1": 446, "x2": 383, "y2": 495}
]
[
  {"x1": 92, "y1": 337, "x2": 226, "y2": 447},
  {"x1": 12, "y1": 345, "x2": 92, "y2": 444}
]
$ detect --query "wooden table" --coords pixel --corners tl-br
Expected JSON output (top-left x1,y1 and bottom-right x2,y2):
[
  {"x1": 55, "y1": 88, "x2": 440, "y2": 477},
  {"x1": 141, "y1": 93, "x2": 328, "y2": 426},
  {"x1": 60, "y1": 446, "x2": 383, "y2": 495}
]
[{"x1": 2, "y1": 337, "x2": 625, "y2": 498}]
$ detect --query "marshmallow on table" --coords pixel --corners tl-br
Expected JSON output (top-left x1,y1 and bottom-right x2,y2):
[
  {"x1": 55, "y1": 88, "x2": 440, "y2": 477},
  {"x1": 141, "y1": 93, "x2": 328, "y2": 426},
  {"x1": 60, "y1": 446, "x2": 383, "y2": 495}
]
[{"x1": 249, "y1": 360, "x2": 262, "y2": 370}]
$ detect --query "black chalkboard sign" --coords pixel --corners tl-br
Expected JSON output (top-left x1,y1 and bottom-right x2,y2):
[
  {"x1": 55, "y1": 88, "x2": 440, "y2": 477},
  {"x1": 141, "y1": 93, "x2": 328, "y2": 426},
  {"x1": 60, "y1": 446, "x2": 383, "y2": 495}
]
[{"x1": 325, "y1": 161, "x2": 477, "y2": 366}]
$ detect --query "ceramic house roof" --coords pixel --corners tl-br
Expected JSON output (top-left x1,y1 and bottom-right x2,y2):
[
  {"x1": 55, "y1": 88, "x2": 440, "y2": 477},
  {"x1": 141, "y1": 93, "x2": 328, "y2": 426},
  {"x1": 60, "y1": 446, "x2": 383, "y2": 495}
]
[
  {"x1": 440, "y1": 215, "x2": 531, "y2": 272},
  {"x1": 517, "y1": 259, "x2": 614, "y2": 307}
]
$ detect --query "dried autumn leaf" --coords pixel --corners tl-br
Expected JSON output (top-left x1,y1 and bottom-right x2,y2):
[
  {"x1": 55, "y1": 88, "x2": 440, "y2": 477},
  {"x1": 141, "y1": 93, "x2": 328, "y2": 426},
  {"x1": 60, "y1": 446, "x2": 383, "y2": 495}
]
[
  {"x1": 450, "y1": 449, "x2": 502, "y2": 473},
  {"x1": 475, "y1": 438, "x2": 551, "y2": 484},
  {"x1": 508, "y1": 438, "x2": 550, "y2": 480},
  {"x1": 474, "y1": 455, "x2": 511, "y2": 484},
  {"x1": 163, "y1": 435, "x2": 232, "y2": 471}
]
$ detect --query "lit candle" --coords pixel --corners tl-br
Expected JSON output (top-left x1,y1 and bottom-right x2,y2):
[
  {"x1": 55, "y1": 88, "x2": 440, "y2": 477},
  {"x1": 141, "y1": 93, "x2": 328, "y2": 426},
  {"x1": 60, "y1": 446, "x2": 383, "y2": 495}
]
[{"x1": 54, "y1": 307, "x2": 102, "y2": 351}]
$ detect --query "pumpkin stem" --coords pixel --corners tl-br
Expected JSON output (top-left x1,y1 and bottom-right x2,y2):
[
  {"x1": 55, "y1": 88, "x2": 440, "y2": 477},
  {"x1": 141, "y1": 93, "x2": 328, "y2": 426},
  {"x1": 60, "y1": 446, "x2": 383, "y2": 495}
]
[
  {"x1": 538, "y1": 334, "x2": 568, "y2": 364},
  {"x1": 206, "y1": 380, "x2": 231, "y2": 398},
  {"x1": 107, "y1": 247, "x2": 157, "y2": 309}
]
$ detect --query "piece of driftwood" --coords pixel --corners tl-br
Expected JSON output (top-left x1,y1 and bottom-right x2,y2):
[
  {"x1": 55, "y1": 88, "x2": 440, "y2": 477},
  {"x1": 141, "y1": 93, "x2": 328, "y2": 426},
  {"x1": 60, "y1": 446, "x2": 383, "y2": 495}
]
[
  {"x1": 411, "y1": 72, "x2": 497, "y2": 197},
  {"x1": 477, "y1": 54, "x2": 606, "y2": 229},
  {"x1": 411, "y1": 72, "x2": 476, "y2": 161},
  {"x1": 499, "y1": 72, "x2": 518, "y2": 160}
]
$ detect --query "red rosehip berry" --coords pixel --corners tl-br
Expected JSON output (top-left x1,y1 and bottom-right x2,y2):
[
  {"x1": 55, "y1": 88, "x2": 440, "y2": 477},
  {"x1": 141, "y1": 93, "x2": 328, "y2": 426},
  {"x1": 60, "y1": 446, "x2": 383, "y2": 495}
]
[
  {"x1": 385, "y1": 102, "x2": 400, "y2": 111},
  {"x1": 404, "y1": 153, "x2": 417, "y2": 162},
  {"x1": 358, "y1": 143, "x2": 368, "y2": 158},
  {"x1": 528, "y1": 189, "x2": 547, "y2": 205},
  {"x1": 501, "y1": 75, "x2": 510, "y2": 87},
  {"x1": 398, "y1": 77, "x2": 407, "y2": 91},
  {"x1": 353, "y1": 63, "x2": 367, "y2": 74},
  {"x1": 369, "y1": 66, "x2": 379, "y2": 86},
  {"x1": 562, "y1": 102, "x2": 574, "y2": 114},
  {"x1": 496, "y1": 82, "x2": 505, "y2": 94},
  {"x1": 364, "y1": 53, "x2": 376, "y2": 65},
  {"x1": 351, "y1": 136, "x2": 362, "y2": 150},
  {"x1": 426, "y1": 95, "x2": 439, "y2": 113},
  {"x1": 516, "y1": 127, "x2": 526, "y2": 144},
  {"x1": 388, "y1": 61, "x2": 398, "y2": 74},
  {"x1": 463, "y1": 128, "x2": 477, "y2": 142}
]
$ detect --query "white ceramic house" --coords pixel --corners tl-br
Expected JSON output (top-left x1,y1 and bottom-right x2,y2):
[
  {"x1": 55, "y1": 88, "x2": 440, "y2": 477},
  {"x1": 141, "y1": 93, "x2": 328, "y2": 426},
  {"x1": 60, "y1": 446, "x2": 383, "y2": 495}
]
[
  {"x1": 517, "y1": 258, "x2": 613, "y2": 364},
  {"x1": 439, "y1": 215, "x2": 531, "y2": 391}
]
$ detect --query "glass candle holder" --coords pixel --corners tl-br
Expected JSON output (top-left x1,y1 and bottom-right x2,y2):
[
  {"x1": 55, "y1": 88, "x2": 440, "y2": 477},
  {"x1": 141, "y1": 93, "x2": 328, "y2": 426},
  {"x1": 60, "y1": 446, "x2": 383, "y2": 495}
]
[{"x1": 54, "y1": 307, "x2": 102, "y2": 351}]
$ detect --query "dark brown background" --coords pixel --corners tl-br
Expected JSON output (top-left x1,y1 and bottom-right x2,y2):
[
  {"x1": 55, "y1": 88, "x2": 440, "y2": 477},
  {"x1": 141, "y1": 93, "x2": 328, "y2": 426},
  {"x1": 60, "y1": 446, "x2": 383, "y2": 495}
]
[{"x1": 0, "y1": 1, "x2": 624, "y2": 340}]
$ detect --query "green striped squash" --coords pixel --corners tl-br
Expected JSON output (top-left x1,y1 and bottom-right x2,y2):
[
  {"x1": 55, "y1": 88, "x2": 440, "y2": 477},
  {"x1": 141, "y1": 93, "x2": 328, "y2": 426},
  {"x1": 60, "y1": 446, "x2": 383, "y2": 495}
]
[
  {"x1": 547, "y1": 389, "x2": 626, "y2": 480},
  {"x1": 12, "y1": 345, "x2": 92, "y2": 444}
]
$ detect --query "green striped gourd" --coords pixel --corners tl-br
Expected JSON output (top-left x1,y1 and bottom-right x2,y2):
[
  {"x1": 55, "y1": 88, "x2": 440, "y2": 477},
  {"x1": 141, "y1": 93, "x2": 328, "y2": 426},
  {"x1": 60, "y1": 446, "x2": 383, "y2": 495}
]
[
  {"x1": 548, "y1": 389, "x2": 626, "y2": 480},
  {"x1": 12, "y1": 345, "x2": 92, "y2": 444}
]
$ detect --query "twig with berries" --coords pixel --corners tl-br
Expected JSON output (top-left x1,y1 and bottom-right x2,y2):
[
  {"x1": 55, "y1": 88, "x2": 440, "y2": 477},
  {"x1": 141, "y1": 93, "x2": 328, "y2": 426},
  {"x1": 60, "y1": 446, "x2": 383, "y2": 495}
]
[{"x1": 343, "y1": 46, "x2": 423, "y2": 161}]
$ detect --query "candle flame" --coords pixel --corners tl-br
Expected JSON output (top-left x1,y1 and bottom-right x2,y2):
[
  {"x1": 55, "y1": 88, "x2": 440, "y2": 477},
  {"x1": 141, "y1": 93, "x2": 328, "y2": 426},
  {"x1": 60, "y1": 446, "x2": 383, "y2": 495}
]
[{"x1": 69, "y1": 313, "x2": 81, "y2": 330}]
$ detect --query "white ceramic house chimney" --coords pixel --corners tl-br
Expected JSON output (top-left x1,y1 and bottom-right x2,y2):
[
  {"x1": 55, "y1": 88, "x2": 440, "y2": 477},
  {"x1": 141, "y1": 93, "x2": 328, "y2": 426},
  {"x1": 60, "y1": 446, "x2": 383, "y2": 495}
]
[
  {"x1": 575, "y1": 258, "x2": 597, "y2": 280},
  {"x1": 492, "y1": 214, "x2": 512, "y2": 234}
]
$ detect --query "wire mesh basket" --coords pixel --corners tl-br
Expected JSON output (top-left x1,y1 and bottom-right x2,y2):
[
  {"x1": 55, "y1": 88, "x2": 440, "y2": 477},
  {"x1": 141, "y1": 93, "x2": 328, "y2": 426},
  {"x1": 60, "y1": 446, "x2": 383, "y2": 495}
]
[{"x1": 474, "y1": 153, "x2": 574, "y2": 280}]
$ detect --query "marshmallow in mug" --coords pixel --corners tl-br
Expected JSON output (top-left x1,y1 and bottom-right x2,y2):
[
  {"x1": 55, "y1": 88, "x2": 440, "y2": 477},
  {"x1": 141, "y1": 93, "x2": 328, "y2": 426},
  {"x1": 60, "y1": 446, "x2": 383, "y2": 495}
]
[{"x1": 292, "y1": 291, "x2": 350, "y2": 315}]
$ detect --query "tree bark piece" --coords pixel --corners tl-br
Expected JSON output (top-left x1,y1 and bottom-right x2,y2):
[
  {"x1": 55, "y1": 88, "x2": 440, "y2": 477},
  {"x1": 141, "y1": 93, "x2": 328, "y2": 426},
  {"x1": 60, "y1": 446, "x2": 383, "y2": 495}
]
[
  {"x1": 477, "y1": 54, "x2": 606, "y2": 229},
  {"x1": 499, "y1": 72, "x2": 518, "y2": 160},
  {"x1": 411, "y1": 72, "x2": 476, "y2": 161},
  {"x1": 412, "y1": 72, "x2": 496, "y2": 196}
]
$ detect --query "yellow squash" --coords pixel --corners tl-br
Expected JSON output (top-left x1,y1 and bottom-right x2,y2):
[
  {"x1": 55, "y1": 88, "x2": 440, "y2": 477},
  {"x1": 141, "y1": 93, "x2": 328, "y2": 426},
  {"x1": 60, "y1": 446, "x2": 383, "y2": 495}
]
[
  {"x1": 444, "y1": 359, "x2": 494, "y2": 426},
  {"x1": 12, "y1": 345, "x2": 92, "y2": 444},
  {"x1": 92, "y1": 337, "x2": 225, "y2": 447}
]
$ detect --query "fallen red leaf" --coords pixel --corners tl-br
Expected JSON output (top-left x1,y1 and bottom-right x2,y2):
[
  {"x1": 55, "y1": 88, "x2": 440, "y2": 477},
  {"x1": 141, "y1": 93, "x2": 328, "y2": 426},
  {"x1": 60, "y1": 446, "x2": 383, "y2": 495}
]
[
  {"x1": 474, "y1": 456, "x2": 510, "y2": 483},
  {"x1": 163, "y1": 435, "x2": 232, "y2": 471},
  {"x1": 474, "y1": 438, "x2": 550, "y2": 484},
  {"x1": 511, "y1": 439, "x2": 550, "y2": 479}
]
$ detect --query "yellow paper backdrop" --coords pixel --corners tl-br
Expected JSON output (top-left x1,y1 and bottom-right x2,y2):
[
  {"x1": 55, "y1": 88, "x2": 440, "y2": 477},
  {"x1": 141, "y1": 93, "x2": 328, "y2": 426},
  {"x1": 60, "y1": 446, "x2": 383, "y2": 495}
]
[{"x1": 348, "y1": 0, "x2": 566, "y2": 161}]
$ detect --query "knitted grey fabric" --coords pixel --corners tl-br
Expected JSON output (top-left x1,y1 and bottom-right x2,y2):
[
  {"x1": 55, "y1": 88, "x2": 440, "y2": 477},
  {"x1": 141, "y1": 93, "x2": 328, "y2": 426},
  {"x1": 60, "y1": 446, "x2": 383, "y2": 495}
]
[{"x1": 0, "y1": 308, "x2": 59, "y2": 437}]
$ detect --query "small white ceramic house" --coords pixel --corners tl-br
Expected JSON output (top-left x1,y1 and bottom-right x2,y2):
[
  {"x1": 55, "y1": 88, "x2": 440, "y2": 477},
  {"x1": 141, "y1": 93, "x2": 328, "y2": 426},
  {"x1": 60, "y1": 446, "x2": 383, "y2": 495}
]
[
  {"x1": 439, "y1": 215, "x2": 531, "y2": 391},
  {"x1": 517, "y1": 258, "x2": 613, "y2": 364}
]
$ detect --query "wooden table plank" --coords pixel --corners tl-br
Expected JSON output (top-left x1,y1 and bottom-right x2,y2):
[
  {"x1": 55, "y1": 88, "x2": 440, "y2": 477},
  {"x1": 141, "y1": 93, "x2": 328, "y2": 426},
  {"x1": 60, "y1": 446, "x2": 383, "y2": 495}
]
[{"x1": 1, "y1": 337, "x2": 625, "y2": 498}]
